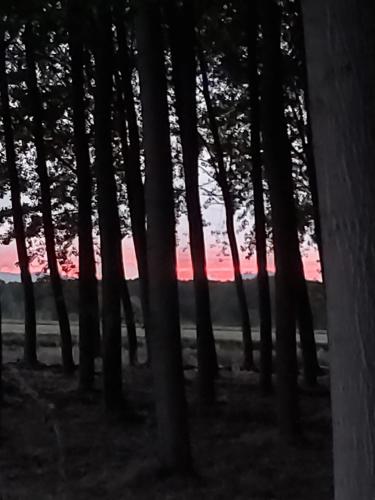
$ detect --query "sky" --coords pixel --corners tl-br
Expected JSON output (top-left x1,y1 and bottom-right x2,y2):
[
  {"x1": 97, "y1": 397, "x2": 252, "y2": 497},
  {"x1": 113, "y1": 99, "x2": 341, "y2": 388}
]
[
  {"x1": 0, "y1": 237, "x2": 321, "y2": 281},
  {"x1": 0, "y1": 168, "x2": 321, "y2": 281},
  {"x1": 0, "y1": 209, "x2": 322, "y2": 282}
]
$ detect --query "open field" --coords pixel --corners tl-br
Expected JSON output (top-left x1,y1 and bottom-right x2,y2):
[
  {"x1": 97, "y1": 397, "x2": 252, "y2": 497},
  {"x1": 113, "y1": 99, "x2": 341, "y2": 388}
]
[{"x1": 1, "y1": 320, "x2": 330, "y2": 369}]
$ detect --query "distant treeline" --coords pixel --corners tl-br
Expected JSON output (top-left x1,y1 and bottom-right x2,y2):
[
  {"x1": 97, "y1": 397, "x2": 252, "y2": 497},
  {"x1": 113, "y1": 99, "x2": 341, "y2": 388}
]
[{"x1": 0, "y1": 278, "x2": 326, "y2": 329}]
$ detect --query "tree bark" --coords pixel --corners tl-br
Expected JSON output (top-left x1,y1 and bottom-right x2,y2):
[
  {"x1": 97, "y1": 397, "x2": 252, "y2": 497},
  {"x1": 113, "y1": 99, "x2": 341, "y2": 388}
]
[
  {"x1": 67, "y1": 0, "x2": 101, "y2": 389},
  {"x1": 198, "y1": 47, "x2": 255, "y2": 371},
  {"x1": 114, "y1": 4, "x2": 151, "y2": 360},
  {"x1": 258, "y1": 0, "x2": 300, "y2": 436},
  {"x1": 294, "y1": 0, "x2": 325, "y2": 279},
  {"x1": 23, "y1": 24, "x2": 74, "y2": 374},
  {"x1": 113, "y1": 66, "x2": 140, "y2": 366},
  {"x1": 134, "y1": 0, "x2": 192, "y2": 471},
  {"x1": 120, "y1": 273, "x2": 138, "y2": 366},
  {"x1": 259, "y1": 0, "x2": 319, "y2": 395},
  {"x1": 92, "y1": 2, "x2": 123, "y2": 409},
  {"x1": 0, "y1": 25, "x2": 37, "y2": 366},
  {"x1": 167, "y1": 0, "x2": 217, "y2": 404},
  {"x1": 247, "y1": 5, "x2": 273, "y2": 393},
  {"x1": 0, "y1": 296, "x2": 2, "y2": 405},
  {"x1": 301, "y1": 1, "x2": 375, "y2": 497}
]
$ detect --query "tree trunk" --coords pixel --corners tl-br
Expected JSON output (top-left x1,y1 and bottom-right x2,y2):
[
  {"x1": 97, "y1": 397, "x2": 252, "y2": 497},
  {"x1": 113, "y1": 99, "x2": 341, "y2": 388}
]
[
  {"x1": 296, "y1": 250, "x2": 320, "y2": 385},
  {"x1": 0, "y1": 25, "x2": 37, "y2": 366},
  {"x1": 120, "y1": 274, "x2": 138, "y2": 366},
  {"x1": 294, "y1": 0, "x2": 325, "y2": 279},
  {"x1": 0, "y1": 295, "x2": 2, "y2": 405},
  {"x1": 134, "y1": 0, "x2": 192, "y2": 471},
  {"x1": 107, "y1": 69, "x2": 139, "y2": 366},
  {"x1": 259, "y1": 0, "x2": 319, "y2": 394},
  {"x1": 247, "y1": 5, "x2": 273, "y2": 393},
  {"x1": 258, "y1": 0, "x2": 299, "y2": 436},
  {"x1": 23, "y1": 24, "x2": 74, "y2": 374},
  {"x1": 167, "y1": 0, "x2": 217, "y2": 404},
  {"x1": 113, "y1": 68, "x2": 139, "y2": 366},
  {"x1": 92, "y1": 2, "x2": 123, "y2": 409},
  {"x1": 67, "y1": 0, "x2": 101, "y2": 389},
  {"x1": 301, "y1": 1, "x2": 375, "y2": 497},
  {"x1": 114, "y1": 4, "x2": 151, "y2": 360},
  {"x1": 198, "y1": 47, "x2": 254, "y2": 371}
]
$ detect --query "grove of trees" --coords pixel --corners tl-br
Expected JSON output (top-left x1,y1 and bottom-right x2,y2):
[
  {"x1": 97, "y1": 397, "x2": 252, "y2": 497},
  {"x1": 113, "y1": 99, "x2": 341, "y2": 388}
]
[{"x1": 0, "y1": 0, "x2": 373, "y2": 498}]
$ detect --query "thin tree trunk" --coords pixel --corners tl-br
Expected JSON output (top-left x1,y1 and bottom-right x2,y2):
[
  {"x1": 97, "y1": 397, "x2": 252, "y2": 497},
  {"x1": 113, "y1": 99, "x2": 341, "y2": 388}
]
[
  {"x1": 296, "y1": 251, "x2": 320, "y2": 385},
  {"x1": 134, "y1": 0, "x2": 192, "y2": 471},
  {"x1": 23, "y1": 24, "x2": 74, "y2": 374},
  {"x1": 0, "y1": 25, "x2": 37, "y2": 366},
  {"x1": 92, "y1": 2, "x2": 123, "y2": 409},
  {"x1": 258, "y1": 0, "x2": 299, "y2": 436},
  {"x1": 113, "y1": 68, "x2": 139, "y2": 366},
  {"x1": 294, "y1": 0, "x2": 324, "y2": 279},
  {"x1": 120, "y1": 274, "x2": 138, "y2": 366},
  {"x1": 247, "y1": 6, "x2": 273, "y2": 393},
  {"x1": 302, "y1": 1, "x2": 375, "y2": 497},
  {"x1": 114, "y1": 4, "x2": 151, "y2": 360},
  {"x1": 167, "y1": 0, "x2": 217, "y2": 404},
  {"x1": 198, "y1": 47, "x2": 254, "y2": 371},
  {"x1": 0, "y1": 295, "x2": 2, "y2": 406},
  {"x1": 108, "y1": 69, "x2": 139, "y2": 365},
  {"x1": 67, "y1": 0, "x2": 101, "y2": 389}
]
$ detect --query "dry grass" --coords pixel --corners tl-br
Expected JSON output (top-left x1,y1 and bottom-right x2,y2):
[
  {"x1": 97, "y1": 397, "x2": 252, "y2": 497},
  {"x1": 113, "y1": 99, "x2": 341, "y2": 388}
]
[{"x1": 0, "y1": 338, "x2": 333, "y2": 499}]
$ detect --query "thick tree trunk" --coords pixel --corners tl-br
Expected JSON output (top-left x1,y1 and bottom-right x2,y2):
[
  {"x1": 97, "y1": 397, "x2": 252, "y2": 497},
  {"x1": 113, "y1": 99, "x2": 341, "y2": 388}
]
[
  {"x1": 259, "y1": 0, "x2": 319, "y2": 396},
  {"x1": 0, "y1": 26, "x2": 37, "y2": 366},
  {"x1": 23, "y1": 25, "x2": 74, "y2": 374},
  {"x1": 258, "y1": 0, "x2": 299, "y2": 435},
  {"x1": 134, "y1": 0, "x2": 192, "y2": 471},
  {"x1": 168, "y1": 0, "x2": 217, "y2": 404},
  {"x1": 301, "y1": 1, "x2": 375, "y2": 498},
  {"x1": 199, "y1": 48, "x2": 254, "y2": 371},
  {"x1": 67, "y1": 1, "x2": 101, "y2": 389},
  {"x1": 247, "y1": 6, "x2": 273, "y2": 393},
  {"x1": 92, "y1": 2, "x2": 123, "y2": 409},
  {"x1": 114, "y1": 5, "x2": 151, "y2": 360}
]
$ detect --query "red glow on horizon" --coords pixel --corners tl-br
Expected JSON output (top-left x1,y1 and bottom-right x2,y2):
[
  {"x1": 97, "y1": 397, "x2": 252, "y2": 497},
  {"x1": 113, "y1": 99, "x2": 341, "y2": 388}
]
[{"x1": 0, "y1": 239, "x2": 322, "y2": 282}]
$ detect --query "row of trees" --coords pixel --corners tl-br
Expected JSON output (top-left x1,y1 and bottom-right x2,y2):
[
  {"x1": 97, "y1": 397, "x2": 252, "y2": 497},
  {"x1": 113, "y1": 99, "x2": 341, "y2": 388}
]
[
  {"x1": 0, "y1": 0, "x2": 373, "y2": 497},
  {"x1": 0, "y1": 0, "x2": 323, "y2": 438}
]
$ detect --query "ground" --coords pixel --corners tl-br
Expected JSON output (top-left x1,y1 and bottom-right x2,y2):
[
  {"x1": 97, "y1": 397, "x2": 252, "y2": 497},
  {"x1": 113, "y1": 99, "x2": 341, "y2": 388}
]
[{"x1": 0, "y1": 326, "x2": 333, "y2": 500}]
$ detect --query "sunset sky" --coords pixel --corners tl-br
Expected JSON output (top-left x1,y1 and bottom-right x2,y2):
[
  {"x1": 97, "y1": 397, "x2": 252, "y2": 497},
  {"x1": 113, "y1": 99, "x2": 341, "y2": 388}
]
[
  {"x1": 0, "y1": 179, "x2": 321, "y2": 282},
  {"x1": 0, "y1": 223, "x2": 322, "y2": 282}
]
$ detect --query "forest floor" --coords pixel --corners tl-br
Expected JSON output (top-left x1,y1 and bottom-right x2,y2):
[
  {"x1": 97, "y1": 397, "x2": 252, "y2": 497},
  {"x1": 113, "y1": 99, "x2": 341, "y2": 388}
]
[{"x1": 0, "y1": 331, "x2": 333, "y2": 500}]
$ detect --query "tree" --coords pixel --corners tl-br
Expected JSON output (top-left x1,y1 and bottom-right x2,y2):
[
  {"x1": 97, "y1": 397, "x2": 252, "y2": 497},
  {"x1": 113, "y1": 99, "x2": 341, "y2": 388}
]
[
  {"x1": 289, "y1": 0, "x2": 324, "y2": 278},
  {"x1": 134, "y1": 0, "x2": 192, "y2": 471},
  {"x1": 199, "y1": 46, "x2": 255, "y2": 371},
  {"x1": 113, "y1": 46, "x2": 139, "y2": 366},
  {"x1": 259, "y1": 0, "x2": 319, "y2": 404},
  {"x1": 302, "y1": 1, "x2": 375, "y2": 497},
  {"x1": 168, "y1": 0, "x2": 217, "y2": 403},
  {"x1": 114, "y1": 1, "x2": 150, "y2": 360},
  {"x1": 23, "y1": 23, "x2": 74, "y2": 374},
  {"x1": 67, "y1": 0, "x2": 100, "y2": 389},
  {"x1": 258, "y1": 0, "x2": 300, "y2": 435},
  {"x1": 247, "y1": 4, "x2": 273, "y2": 393},
  {"x1": 92, "y1": 0, "x2": 123, "y2": 408},
  {"x1": 120, "y1": 260, "x2": 138, "y2": 367},
  {"x1": 0, "y1": 22, "x2": 37, "y2": 366}
]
